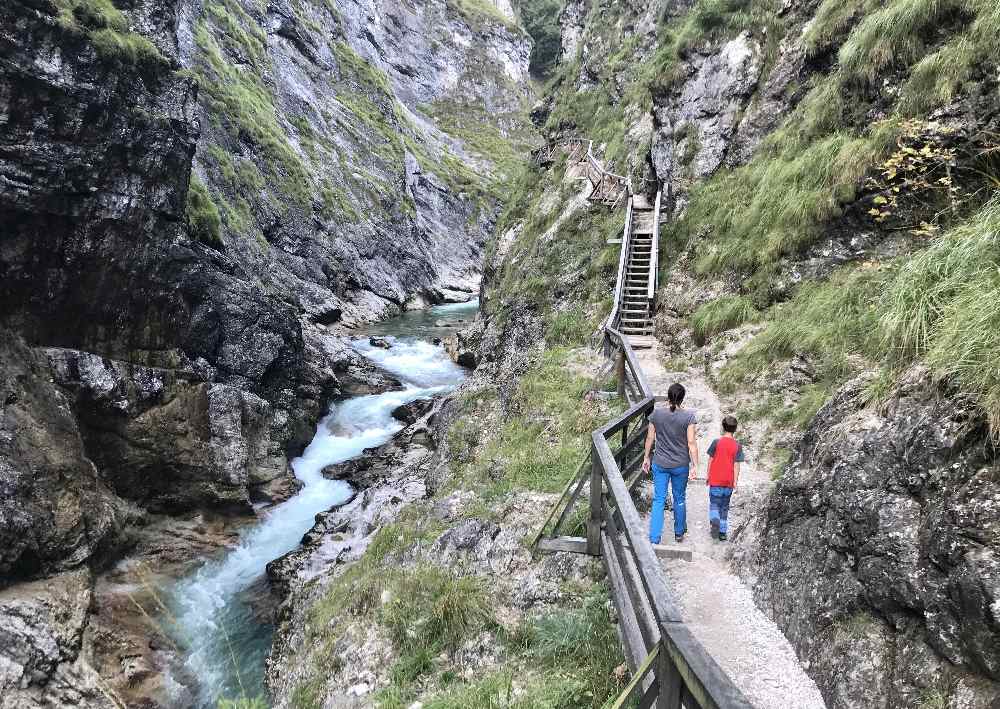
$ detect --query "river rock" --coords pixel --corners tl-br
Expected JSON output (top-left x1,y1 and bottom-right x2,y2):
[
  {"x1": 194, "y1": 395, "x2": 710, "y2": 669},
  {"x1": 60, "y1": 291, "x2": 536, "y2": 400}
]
[
  {"x1": 391, "y1": 398, "x2": 436, "y2": 425},
  {"x1": 746, "y1": 366, "x2": 1000, "y2": 707},
  {"x1": 369, "y1": 337, "x2": 392, "y2": 349}
]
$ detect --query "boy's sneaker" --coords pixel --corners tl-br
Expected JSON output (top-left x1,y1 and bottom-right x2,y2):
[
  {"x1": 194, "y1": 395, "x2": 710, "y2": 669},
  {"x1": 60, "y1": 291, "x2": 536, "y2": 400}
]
[
  {"x1": 710, "y1": 519, "x2": 720, "y2": 539},
  {"x1": 718, "y1": 532, "x2": 727, "y2": 542}
]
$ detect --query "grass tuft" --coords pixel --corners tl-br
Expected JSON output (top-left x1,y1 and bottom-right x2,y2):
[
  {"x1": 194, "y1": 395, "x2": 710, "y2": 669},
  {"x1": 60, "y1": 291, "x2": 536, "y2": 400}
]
[
  {"x1": 186, "y1": 174, "x2": 223, "y2": 246},
  {"x1": 690, "y1": 295, "x2": 759, "y2": 344}
]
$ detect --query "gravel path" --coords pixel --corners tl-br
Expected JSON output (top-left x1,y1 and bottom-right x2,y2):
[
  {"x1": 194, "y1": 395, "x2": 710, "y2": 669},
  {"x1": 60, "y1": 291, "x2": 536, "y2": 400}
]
[{"x1": 633, "y1": 348, "x2": 828, "y2": 709}]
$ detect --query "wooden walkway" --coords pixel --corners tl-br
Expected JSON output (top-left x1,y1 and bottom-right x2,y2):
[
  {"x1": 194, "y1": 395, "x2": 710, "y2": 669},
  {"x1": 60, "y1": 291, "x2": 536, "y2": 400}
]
[{"x1": 531, "y1": 138, "x2": 825, "y2": 708}]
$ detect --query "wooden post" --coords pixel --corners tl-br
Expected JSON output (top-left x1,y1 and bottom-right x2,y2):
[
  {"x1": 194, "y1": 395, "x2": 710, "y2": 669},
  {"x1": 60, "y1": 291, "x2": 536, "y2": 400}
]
[
  {"x1": 588, "y1": 440, "x2": 603, "y2": 556},
  {"x1": 656, "y1": 636, "x2": 682, "y2": 709},
  {"x1": 616, "y1": 349, "x2": 626, "y2": 401}
]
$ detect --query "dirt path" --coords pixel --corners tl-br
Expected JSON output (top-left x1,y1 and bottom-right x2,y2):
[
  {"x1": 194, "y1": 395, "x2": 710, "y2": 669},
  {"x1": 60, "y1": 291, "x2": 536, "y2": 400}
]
[{"x1": 634, "y1": 347, "x2": 827, "y2": 709}]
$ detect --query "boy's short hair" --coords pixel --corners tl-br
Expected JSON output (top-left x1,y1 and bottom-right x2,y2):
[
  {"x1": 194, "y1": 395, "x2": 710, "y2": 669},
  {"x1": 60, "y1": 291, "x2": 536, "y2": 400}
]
[{"x1": 722, "y1": 416, "x2": 738, "y2": 433}]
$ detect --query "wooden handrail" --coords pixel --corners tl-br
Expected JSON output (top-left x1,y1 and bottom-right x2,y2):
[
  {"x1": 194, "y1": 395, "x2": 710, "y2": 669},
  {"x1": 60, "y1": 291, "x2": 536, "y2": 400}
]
[
  {"x1": 534, "y1": 135, "x2": 750, "y2": 708},
  {"x1": 606, "y1": 197, "x2": 634, "y2": 332},
  {"x1": 648, "y1": 185, "x2": 662, "y2": 303},
  {"x1": 586, "y1": 373, "x2": 754, "y2": 709}
]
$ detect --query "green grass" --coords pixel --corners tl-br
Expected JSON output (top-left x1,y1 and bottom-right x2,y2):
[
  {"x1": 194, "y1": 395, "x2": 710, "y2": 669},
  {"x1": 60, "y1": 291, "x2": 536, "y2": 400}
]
[
  {"x1": 682, "y1": 121, "x2": 899, "y2": 277},
  {"x1": 838, "y1": 0, "x2": 965, "y2": 84},
  {"x1": 720, "y1": 264, "x2": 891, "y2": 396},
  {"x1": 186, "y1": 173, "x2": 223, "y2": 246},
  {"x1": 689, "y1": 295, "x2": 759, "y2": 344},
  {"x1": 51, "y1": 0, "x2": 167, "y2": 67},
  {"x1": 880, "y1": 196, "x2": 1000, "y2": 428},
  {"x1": 194, "y1": 21, "x2": 313, "y2": 207},
  {"x1": 217, "y1": 697, "x2": 267, "y2": 709},
  {"x1": 451, "y1": 348, "x2": 611, "y2": 498},
  {"x1": 396, "y1": 586, "x2": 626, "y2": 709},
  {"x1": 718, "y1": 198, "x2": 1000, "y2": 432},
  {"x1": 448, "y1": 0, "x2": 520, "y2": 32}
]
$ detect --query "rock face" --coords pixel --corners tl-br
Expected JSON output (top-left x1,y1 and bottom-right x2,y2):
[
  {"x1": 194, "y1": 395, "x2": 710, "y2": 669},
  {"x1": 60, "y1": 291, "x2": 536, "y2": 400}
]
[
  {"x1": 652, "y1": 32, "x2": 761, "y2": 196},
  {"x1": 744, "y1": 367, "x2": 1000, "y2": 707},
  {"x1": 0, "y1": 570, "x2": 110, "y2": 709},
  {"x1": 0, "y1": 335, "x2": 129, "y2": 581},
  {"x1": 0, "y1": 0, "x2": 531, "y2": 704}
]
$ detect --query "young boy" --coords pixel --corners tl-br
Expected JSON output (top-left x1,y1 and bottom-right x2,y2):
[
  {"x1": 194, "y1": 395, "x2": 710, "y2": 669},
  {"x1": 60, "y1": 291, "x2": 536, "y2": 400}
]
[{"x1": 705, "y1": 415, "x2": 745, "y2": 541}]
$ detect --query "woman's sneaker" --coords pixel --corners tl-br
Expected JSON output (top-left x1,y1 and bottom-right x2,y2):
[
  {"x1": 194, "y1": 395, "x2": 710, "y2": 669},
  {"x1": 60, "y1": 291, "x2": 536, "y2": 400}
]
[
  {"x1": 675, "y1": 533, "x2": 684, "y2": 543},
  {"x1": 718, "y1": 532, "x2": 727, "y2": 542}
]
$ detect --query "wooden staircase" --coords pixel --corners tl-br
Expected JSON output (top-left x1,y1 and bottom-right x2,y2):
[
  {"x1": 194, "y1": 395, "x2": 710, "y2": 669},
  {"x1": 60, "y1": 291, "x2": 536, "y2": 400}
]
[
  {"x1": 605, "y1": 189, "x2": 662, "y2": 350},
  {"x1": 619, "y1": 195, "x2": 656, "y2": 341}
]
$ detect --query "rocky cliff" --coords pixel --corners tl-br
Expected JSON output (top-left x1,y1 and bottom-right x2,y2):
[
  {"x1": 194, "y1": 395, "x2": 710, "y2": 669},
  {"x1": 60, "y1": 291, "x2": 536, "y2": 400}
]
[
  {"x1": 534, "y1": 0, "x2": 1000, "y2": 706},
  {"x1": 0, "y1": 0, "x2": 533, "y2": 704}
]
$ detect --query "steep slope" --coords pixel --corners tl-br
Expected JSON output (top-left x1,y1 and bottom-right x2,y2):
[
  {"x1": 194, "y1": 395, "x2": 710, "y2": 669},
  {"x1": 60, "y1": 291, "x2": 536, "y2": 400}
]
[
  {"x1": 518, "y1": 0, "x2": 1000, "y2": 706},
  {"x1": 0, "y1": 0, "x2": 534, "y2": 706}
]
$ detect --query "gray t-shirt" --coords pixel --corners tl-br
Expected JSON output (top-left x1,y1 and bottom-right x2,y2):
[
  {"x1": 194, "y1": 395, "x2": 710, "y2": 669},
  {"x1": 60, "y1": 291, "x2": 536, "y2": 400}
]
[{"x1": 649, "y1": 406, "x2": 697, "y2": 469}]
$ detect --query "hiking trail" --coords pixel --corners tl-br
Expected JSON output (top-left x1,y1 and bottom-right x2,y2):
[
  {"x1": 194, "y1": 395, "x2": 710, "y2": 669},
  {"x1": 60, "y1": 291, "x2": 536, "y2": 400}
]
[{"x1": 637, "y1": 348, "x2": 827, "y2": 709}]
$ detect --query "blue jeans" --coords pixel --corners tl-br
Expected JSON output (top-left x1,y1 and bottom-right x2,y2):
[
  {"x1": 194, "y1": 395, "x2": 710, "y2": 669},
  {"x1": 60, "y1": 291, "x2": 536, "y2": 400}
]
[
  {"x1": 651, "y1": 464, "x2": 688, "y2": 543},
  {"x1": 709, "y1": 486, "x2": 733, "y2": 534}
]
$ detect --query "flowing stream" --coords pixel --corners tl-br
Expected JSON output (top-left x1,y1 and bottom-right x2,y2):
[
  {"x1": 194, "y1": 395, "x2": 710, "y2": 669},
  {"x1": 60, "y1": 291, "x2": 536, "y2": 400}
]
[{"x1": 167, "y1": 301, "x2": 477, "y2": 707}]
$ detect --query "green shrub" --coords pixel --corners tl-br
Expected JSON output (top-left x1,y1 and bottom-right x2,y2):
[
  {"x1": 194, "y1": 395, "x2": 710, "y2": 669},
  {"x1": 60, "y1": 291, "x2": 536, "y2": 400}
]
[
  {"x1": 186, "y1": 174, "x2": 223, "y2": 246},
  {"x1": 52, "y1": 0, "x2": 167, "y2": 67},
  {"x1": 689, "y1": 295, "x2": 759, "y2": 343}
]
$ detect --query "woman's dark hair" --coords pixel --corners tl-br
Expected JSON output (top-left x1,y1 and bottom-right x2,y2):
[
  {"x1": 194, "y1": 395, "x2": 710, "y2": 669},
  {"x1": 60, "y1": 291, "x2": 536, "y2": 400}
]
[{"x1": 667, "y1": 383, "x2": 685, "y2": 412}]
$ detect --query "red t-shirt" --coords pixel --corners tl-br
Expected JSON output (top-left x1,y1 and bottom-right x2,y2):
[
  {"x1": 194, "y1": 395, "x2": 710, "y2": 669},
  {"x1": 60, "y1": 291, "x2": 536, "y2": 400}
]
[{"x1": 707, "y1": 437, "x2": 744, "y2": 487}]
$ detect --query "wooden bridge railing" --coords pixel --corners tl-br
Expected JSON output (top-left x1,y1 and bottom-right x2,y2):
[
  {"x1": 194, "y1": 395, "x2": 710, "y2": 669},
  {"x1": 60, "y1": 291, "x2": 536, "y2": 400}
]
[{"x1": 533, "y1": 329, "x2": 753, "y2": 709}]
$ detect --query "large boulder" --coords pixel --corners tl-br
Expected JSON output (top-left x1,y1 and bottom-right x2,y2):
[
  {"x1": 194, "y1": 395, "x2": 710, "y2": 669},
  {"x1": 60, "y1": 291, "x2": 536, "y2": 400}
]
[{"x1": 746, "y1": 366, "x2": 1000, "y2": 707}]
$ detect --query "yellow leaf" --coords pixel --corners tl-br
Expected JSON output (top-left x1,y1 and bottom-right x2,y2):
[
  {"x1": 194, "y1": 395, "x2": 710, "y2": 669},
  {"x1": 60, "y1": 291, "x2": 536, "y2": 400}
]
[
  {"x1": 873, "y1": 196, "x2": 888, "y2": 204},
  {"x1": 868, "y1": 208, "x2": 881, "y2": 216}
]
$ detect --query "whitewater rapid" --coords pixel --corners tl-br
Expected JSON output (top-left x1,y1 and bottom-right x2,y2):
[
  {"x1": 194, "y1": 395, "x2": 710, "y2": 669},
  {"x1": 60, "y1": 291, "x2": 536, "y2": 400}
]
[{"x1": 168, "y1": 304, "x2": 472, "y2": 706}]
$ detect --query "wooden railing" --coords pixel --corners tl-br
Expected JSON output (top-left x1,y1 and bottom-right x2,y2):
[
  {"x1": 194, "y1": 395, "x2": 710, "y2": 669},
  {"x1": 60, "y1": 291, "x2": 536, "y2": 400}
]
[
  {"x1": 534, "y1": 333, "x2": 752, "y2": 708},
  {"x1": 605, "y1": 197, "x2": 634, "y2": 333},
  {"x1": 648, "y1": 186, "x2": 663, "y2": 307}
]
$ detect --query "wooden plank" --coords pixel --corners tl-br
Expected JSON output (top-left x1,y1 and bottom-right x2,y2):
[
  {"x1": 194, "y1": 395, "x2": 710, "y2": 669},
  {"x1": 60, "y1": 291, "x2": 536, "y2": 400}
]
[
  {"x1": 659, "y1": 622, "x2": 754, "y2": 709},
  {"x1": 638, "y1": 681, "x2": 660, "y2": 709},
  {"x1": 588, "y1": 441, "x2": 604, "y2": 556},
  {"x1": 529, "y1": 459, "x2": 586, "y2": 549},
  {"x1": 598, "y1": 396, "x2": 655, "y2": 438},
  {"x1": 648, "y1": 186, "x2": 662, "y2": 302},
  {"x1": 656, "y1": 637, "x2": 683, "y2": 709},
  {"x1": 537, "y1": 535, "x2": 588, "y2": 555},
  {"x1": 603, "y1": 500, "x2": 659, "y2": 651},
  {"x1": 611, "y1": 644, "x2": 660, "y2": 709},
  {"x1": 648, "y1": 543, "x2": 693, "y2": 562},
  {"x1": 593, "y1": 433, "x2": 683, "y2": 624},
  {"x1": 601, "y1": 531, "x2": 647, "y2": 671},
  {"x1": 551, "y1": 470, "x2": 589, "y2": 536}
]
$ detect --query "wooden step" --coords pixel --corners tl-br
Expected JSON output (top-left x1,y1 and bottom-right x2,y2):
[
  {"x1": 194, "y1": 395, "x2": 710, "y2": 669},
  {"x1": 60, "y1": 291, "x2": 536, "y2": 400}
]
[{"x1": 628, "y1": 335, "x2": 656, "y2": 349}]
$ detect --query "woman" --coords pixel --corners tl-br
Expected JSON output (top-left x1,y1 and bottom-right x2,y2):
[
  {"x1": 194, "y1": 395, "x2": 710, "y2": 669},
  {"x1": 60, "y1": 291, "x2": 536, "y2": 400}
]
[{"x1": 641, "y1": 383, "x2": 699, "y2": 544}]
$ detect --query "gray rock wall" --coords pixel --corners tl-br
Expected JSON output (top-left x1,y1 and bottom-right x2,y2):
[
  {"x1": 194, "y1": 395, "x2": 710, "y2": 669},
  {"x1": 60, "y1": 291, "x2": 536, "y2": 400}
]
[{"x1": 743, "y1": 368, "x2": 1000, "y2": 707}]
